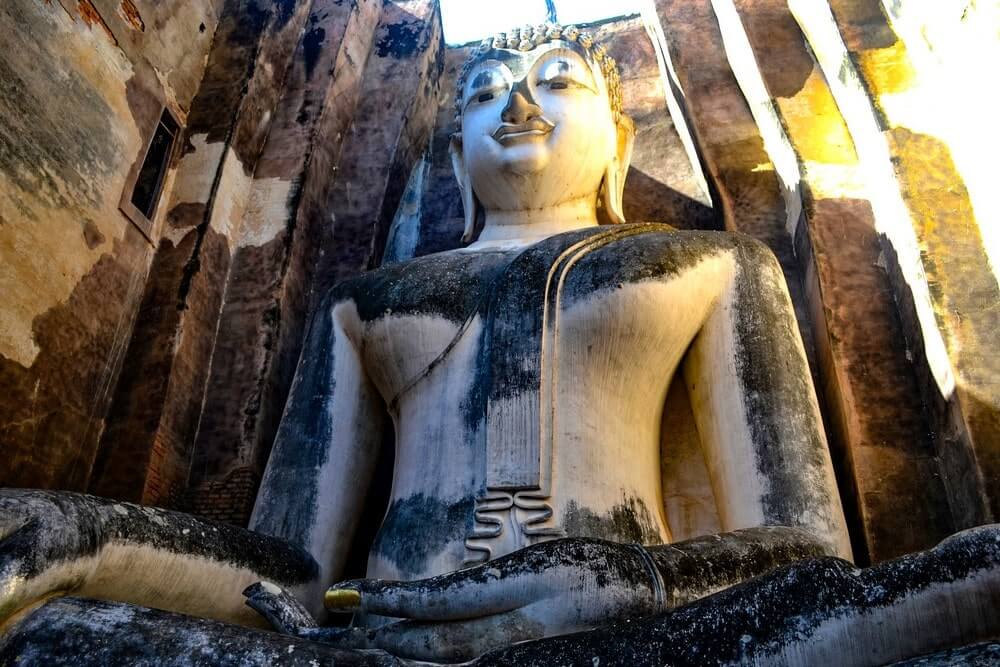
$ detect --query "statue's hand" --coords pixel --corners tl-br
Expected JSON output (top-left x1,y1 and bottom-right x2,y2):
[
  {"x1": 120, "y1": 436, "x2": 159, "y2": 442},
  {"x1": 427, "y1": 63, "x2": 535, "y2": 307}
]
[
  {"x1": 323, "y1": 538, "x2": 665, "y2": 663},
  {"x1": 0, "y1": 489, "x2": 107, "y2": 622}
]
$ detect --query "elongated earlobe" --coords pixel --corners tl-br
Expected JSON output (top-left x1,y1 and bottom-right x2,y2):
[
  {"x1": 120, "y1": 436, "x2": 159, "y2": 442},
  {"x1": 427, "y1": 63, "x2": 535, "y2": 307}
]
[
  {"x1": 449, "y1": 133, "x2": 480, "y2": 244},
  {"x1": 601, "y1": 117, "x2": 635, "y2": 224}
]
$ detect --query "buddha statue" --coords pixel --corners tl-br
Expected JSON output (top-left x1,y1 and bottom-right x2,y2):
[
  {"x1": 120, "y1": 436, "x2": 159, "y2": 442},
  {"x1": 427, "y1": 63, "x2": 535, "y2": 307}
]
[{"x1": 2, "y1": 23, "x2": 997, "y2": 666}]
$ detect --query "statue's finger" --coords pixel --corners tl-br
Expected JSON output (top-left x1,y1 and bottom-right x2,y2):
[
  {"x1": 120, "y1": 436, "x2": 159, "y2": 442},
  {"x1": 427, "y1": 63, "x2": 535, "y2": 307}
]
[
  {"x1": 325, "y1": 563, "x2": 544, "y2": 621},
  {"x1": 372, "y1": 605, "x2": 553, "y2": 663},
  {"x1": 243, "y1": 581, "x2": 317, "y2": 633}
]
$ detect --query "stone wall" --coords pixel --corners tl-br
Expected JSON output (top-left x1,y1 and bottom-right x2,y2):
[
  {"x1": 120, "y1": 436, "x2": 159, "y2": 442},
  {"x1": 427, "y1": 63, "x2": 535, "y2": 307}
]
[
  {"x1": 0, "y1": 0, "x2": 220, "y2": 491},
  {"x1": 0, "y1": 0, "x2": 445, "y2": 525},
  {"x1": 88, "y1": 0, "x2": 316, "y2": 509},
  {"x1": 1, "y1": 0, "x2": 997, "y2": 563},
  {"x1": 185, "y1": 0, "x2": 386, "y2": 523}
]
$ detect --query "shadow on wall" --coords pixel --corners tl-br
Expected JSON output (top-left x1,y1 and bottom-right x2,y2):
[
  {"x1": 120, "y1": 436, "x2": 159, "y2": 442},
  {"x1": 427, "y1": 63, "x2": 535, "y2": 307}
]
[{"x1": 623, "y1": 168, "x2": 718, "y2": 229}]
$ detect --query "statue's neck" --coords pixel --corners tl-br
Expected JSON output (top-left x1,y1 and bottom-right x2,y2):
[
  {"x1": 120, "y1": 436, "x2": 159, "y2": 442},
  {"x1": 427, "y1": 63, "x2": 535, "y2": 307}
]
[{"x1": 467, "y1": 197, "x2": 599, "y2": 250}]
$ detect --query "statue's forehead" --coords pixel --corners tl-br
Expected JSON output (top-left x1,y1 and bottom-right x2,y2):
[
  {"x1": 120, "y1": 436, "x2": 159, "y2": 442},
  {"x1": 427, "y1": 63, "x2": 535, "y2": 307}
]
[{"x1": 467, "y1": 40, "x2": 590, "y2": 79}]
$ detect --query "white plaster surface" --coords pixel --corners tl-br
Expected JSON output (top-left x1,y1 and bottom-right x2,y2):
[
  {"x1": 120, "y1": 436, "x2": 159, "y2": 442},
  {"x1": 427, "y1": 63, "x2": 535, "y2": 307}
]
[
  {"x1": 209, "y1": 148, "x2": 255, "y2": 249},
  {"x1": 239, "y1": 176, "x2": 295, "y2": 248}
]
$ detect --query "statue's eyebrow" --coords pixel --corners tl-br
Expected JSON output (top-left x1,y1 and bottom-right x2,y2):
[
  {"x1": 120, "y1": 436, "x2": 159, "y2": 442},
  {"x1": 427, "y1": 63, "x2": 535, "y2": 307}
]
[
  {"x1": 468, "y1": 68, "x2": 506, "y2": 90},
  {"x1": 473, "y1": 49, "x2": 534, "y2": 77}
]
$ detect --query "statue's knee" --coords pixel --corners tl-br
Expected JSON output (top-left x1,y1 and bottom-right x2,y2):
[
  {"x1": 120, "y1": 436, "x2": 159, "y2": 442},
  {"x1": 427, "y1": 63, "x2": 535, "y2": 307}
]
[
  {"x1": 731, "y1": 234, "x2": 781, "y2": 272},
  {"x1": 938, "y1": 524, "x2": 1000, "y2": 564}
]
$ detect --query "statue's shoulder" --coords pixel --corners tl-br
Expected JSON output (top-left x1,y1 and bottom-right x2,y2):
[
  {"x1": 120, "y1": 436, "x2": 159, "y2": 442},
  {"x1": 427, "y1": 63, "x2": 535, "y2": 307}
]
[
  {"x1": 565, "y1": 224, "x2": 740, "y2": 263},
  {"x1": 548, "y1": 225, "x2": 774, "y2": 297},
  {"x1": 536, "y1": 223, "x2": 746, "y2": 252},
  {"x1": 318, "y1": 248, "x2": 516, "y2": 323},
  {"x1": 598, "y1": 224, "x2": 774, "y2": 263}
]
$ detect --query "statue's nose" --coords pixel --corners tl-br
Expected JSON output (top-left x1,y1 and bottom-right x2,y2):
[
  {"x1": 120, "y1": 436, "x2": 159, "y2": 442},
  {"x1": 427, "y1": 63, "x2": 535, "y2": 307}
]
[{"x1": 501, "y1": 81, "x2": 542, "y2": 125}]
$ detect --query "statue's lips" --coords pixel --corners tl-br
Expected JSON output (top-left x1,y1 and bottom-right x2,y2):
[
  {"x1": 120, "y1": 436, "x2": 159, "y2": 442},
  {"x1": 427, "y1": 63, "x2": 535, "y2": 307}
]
[{"x1": 491, "y1": 119, "x2": 555, "y2": 145}]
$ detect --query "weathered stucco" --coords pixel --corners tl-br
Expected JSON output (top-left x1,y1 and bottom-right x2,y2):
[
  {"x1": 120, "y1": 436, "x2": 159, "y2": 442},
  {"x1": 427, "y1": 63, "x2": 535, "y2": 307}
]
[{"x1": 0, "y1": 0, "x2": 217, "y2": 490}]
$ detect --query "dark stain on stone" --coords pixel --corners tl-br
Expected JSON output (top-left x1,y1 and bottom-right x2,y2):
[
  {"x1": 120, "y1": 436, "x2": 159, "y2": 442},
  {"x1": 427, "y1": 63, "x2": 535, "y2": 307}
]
[
  {"x1": 482, "y1": 225, "x2": 713, "y2": 421},
  {"x1": 375, "y1": 20, "x2": 424, "y2": 59},
  {"x1": 183, "y1": 0, "x2": 270, "y2": 151},
  {"x1": 730, "y1": 239, "x2": 838, "y2": 551},
  {"x1": 296, "y1": 99, "x2": 313, "y2": 125},
  {"x1": 372, "y1": 493, "x2": 474, "y2": 577},
  {"x1": 81, "y1": 220, "x2": 105, "y2": 249},
  {"x1": 302, "y1": 25, "x2": 326, "y2": 79},
  {"x1": 0, "y1": 243, "x2": 141, "y2": 492},
  {"x1": 270, "y1": 0, "x2": 298, "y2": 31},
  {"x1": 559, "y1": 226, "x2": 738, "y2": 309},
  {"x1": 250, "y1": 293, "x2": 342, "y2": 545},
  {"x1": 563, "y1": 497, "x2": 660, "y2": 545},
  {"x1": 336, "y1": 248, "x2": 512, "y2": 324},
  {"x1": 166, "y1": 201, "x2": 208, "y2": 230}
]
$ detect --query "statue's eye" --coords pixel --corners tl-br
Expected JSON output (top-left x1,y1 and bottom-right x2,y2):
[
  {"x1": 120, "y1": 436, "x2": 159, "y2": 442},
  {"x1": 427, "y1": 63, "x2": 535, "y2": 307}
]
[
  {"x1": 537, "y1": 57, "x2": 594, "y2": 93},
  {"x1": 477, "y1": 92, "x2": 495, "y2": 103}
]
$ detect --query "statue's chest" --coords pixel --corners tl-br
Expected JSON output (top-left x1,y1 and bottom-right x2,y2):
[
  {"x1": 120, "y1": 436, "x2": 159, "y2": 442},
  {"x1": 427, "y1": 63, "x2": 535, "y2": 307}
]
[
  {"x1": 357, "y1": 235, "x2": 691, "y2": 412},
  {"x1": 354, "y1": 251, "x2": 512, "y2": 404}
]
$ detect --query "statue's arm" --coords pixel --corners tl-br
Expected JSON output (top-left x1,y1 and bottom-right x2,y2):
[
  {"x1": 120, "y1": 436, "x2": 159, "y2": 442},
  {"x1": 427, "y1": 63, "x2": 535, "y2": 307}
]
[
  {"x1": 683, "y1": 236, "x2": 852, "y2": 559},
  {"x1": 0, "y1": 488, "x2": 317, "y2": 628},
  {"x1": 249, "y1": 290, "x2": 386, "y2": 614}
]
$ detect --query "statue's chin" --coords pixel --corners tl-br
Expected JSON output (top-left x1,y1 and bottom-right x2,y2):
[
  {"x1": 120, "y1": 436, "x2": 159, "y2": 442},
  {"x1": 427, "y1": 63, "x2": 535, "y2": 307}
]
[{"x1": 496, "y1": 144, "x2": 550, "y2": 177}]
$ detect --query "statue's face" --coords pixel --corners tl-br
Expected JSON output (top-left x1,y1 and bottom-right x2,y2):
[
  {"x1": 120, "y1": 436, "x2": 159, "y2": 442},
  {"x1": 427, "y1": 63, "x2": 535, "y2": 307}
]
[{"x1": 459, "y1": 41, "x2": 618, "y2": 211}]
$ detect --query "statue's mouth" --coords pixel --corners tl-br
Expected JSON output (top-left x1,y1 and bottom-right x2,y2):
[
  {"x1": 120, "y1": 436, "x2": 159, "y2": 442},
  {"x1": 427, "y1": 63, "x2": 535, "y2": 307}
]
[{"x1": 491, "y1": 118, "x2": 555, "y2": 145}]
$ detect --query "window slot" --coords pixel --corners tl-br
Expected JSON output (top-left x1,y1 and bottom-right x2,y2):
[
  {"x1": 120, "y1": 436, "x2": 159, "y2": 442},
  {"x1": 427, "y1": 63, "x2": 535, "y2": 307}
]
[{"x1": 120, "y1": 108, "x2": 180, "y2": 242}]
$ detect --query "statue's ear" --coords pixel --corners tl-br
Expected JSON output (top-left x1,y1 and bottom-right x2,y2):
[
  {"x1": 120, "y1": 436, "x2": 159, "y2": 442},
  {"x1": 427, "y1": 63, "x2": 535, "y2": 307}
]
[
  {"x1": 449, "y1": 133, "x2": 480, "y2": 244},
  {"x1": 601, "y1": 116, "x2": 635, "y2": 224}
]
